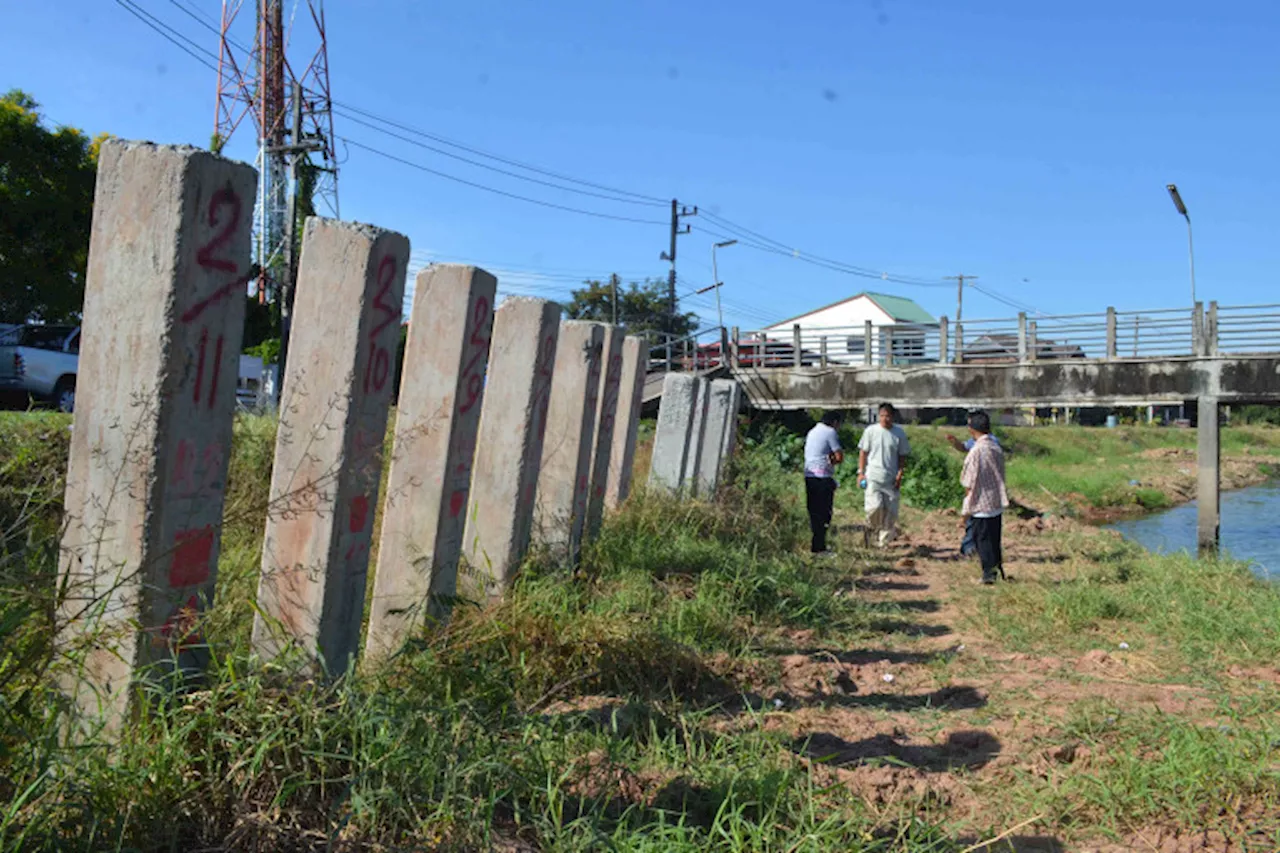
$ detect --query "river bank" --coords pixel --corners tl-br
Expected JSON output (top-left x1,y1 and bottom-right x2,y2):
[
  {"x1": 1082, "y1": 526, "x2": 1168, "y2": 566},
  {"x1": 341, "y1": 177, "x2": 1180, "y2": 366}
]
[
  {"x1": 3, "y1": 413, "x2": 1279, "y2": 850},
  {"x1": 905, "y1": 424, "x2": 1280, "y2": 524}
]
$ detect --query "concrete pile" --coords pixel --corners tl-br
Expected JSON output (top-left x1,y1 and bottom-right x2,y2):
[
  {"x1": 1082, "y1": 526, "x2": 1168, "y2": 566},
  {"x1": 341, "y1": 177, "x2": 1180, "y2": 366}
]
[{"x1": 56, "y1": 141, "x2": 663, "y2": 731}]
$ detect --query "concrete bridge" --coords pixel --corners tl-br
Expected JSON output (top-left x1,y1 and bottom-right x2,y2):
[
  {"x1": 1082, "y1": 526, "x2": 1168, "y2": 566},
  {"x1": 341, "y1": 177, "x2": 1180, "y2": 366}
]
[{"x1": 649, "y1": 302, "x2": 1280, "y2": 556}]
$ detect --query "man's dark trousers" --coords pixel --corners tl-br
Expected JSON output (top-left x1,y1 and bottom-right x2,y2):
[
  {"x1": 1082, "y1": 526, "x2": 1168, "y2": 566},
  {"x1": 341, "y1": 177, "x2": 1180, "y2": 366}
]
[
  {"x1": 972, "y1": 514, "x2": 1003, "y2": 581},
  {"x1": 805, "y1": 476, "x2": 837, "y2": 553},
  {"x1": 960, "y1": 516, "x2": 977, "y2": 557}
]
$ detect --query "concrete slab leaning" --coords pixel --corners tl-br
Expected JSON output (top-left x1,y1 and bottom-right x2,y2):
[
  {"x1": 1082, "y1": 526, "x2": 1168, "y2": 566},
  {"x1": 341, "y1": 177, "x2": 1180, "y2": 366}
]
[
  {"x1": 696, "y1": 379, "x2": 739, "y2": 494},
  {"x1": 534, "y1": 321, "x2": 604, "y2": 564},
  {"x1": 253, "y1": 218, "x2": 409, "y2": 674},
  {"x1": 681, "y1": 378, "x2": 711, "y2": 495},
  {"x1": 57, "y1": 141, "x2": 257, "y2": 732},
  {"x1": 585, "y1": 326, "x2": 625, "y2": 540},
  {"x1": 365, "y1": 265, "x2": 497, "y2": 656},
  {"x1": 605, "y1": 335, "x2": 647, "y2": 510},
  {"x1": 463, "y1": 297, "x2": 562, "y2": 596},
  {"x1": 648, "y1": 373, "x2": 699, "y2": 493}
]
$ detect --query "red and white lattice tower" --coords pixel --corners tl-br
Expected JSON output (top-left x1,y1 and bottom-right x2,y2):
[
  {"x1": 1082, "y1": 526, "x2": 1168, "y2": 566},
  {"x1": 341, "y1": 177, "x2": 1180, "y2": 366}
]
[{"x1": 214, "y1": 0, "x2": 338, "y2": 300}]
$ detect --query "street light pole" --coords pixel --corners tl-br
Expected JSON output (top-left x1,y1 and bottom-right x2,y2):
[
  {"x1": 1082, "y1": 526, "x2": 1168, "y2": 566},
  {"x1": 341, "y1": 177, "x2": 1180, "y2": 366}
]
[
  {"x1": 710, "y1": 239, "x2": 737, "y2": 332},
  {"x1": 1166, "y1": 184, "x2": 1196, "y2": 306}
]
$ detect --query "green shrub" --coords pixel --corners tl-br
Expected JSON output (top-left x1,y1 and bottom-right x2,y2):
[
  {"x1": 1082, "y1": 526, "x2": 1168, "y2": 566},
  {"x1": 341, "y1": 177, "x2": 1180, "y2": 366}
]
[{"x1": 900, "y1": 446, "x2": 964, "y2": 510}]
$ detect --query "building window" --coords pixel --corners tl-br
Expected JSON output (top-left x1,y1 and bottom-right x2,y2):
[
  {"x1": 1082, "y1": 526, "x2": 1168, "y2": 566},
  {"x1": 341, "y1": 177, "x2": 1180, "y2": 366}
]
[
  {"x1": 891, "y1": 334, "x2": 925, "y2": 361},
  {"x1": 846, "y1": 335, "x2": 865, "y2": 355}
]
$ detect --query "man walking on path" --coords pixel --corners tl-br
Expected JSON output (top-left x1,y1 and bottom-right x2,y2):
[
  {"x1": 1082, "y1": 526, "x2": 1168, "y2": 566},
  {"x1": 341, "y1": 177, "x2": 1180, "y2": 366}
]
[
  {"x1": 948, "y1": 413, "x2": 1001, "y2": 557},
  {"x1": 803, "y1": 411, "x2": 844, "y2": 554},
  {"x1": 858, "y1": 403, "x2": 910, "y2": 548},
  {"x1": 961, "y1": 410, "x2": 1009, "y2": 584}
]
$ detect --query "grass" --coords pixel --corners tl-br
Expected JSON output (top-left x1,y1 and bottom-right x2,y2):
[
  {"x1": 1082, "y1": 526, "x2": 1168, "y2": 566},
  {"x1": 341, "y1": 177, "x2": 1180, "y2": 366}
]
[
  {"x1": 0, "y1": 410, "x2": 960, "y2": 851},
  {"x1": 906, "y1": 423, "x2": 1280, "y2": 512},
  {"x1": 3, "y1": 410, "x2": 1280, "y2": 850},
  {"x1": 966, "y1": 528, "x2": 1280, "y2": 676}
]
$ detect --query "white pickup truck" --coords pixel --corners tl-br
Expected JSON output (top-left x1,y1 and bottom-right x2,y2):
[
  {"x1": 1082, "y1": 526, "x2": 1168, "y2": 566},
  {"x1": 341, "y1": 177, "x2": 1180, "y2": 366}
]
[
  {"x1": 0, "y1": 324, "x2": 269, "y2": 413},
  {"x1": 0, "y1": 324, "x2": 80, "y2": 412}
]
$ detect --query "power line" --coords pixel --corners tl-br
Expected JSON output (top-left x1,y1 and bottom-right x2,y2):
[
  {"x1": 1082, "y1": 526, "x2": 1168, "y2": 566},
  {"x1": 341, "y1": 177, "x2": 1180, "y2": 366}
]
[
  {"x1": 115, "y1": 0, "x2": 219, "y2": 72},
  {"x1": 331, "y1": 99, "x2": 669, "y2": 205},
  {"x1": 341, "y1": 137, "x2": 669, "y2": 226},
  {"x1": 335, "y1": 107, "x2": 667, "y2": 208}
]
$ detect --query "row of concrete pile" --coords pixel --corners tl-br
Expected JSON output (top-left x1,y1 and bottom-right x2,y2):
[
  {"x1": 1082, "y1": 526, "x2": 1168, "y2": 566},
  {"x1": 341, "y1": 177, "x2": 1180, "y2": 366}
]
[{"x1": 54, "y1": 141, "x2": 673, "y2": 733}]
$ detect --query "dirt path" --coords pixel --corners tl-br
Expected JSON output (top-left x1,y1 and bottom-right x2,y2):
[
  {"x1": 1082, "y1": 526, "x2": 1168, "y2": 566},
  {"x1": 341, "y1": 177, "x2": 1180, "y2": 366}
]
[{"x1": 719, "y1": 509, "x2": 1252, "y2": 852}]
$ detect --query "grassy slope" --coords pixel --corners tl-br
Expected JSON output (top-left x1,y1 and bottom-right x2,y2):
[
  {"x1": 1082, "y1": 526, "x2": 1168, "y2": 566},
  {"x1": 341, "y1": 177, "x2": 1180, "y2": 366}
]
[{"x1": 2, "y1": 412, "x2": 1279, "y2": 850}]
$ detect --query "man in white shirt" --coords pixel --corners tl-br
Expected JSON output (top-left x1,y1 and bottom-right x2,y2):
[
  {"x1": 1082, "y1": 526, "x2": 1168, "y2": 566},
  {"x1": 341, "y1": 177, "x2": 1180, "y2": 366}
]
[
  {"x1": 857, "y1": 403, "x2": 910, "y2": 547},
  {"x1": 803, "y1": 411, "x2": 844, "y2": 554}
]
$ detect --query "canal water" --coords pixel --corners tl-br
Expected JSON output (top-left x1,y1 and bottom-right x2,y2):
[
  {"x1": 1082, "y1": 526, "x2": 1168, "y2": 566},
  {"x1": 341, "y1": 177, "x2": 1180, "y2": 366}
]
[{"x1": 1107, "y1": 481, "x2": 1280, "y2": 582}]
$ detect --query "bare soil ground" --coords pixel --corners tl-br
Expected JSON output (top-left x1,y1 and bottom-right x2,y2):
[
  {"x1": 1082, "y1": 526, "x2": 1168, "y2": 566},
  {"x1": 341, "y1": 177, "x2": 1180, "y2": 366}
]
[{"x1": 705, "y1": 508, "x2": 1276, "y2": 851}]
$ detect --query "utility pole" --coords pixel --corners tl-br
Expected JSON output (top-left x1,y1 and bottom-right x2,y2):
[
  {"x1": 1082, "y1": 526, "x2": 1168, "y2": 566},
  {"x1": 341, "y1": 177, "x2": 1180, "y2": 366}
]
[
  {"x1": 944, "y1": 274, "x2": 978, "y2": 327},
  {"x1": 659, "y1": 199, "x2": 696, "y2": 366},
  {"x1": 272, "y1": 82, "x2": 325, "y2": 400}
]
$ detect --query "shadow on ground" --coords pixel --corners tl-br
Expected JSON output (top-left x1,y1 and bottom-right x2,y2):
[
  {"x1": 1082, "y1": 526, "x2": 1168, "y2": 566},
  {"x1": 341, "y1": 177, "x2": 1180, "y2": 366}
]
[{"x1": 793, "y1": 728, "x2": 1000, "y2": 771}]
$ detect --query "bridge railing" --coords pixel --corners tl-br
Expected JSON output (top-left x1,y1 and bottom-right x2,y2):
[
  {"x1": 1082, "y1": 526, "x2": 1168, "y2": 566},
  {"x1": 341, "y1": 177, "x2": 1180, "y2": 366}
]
[
  {"x1": 730, "y1": 301, "x2": 1280, "y2": 370},
  {"x1": 1215, "y1": 303, "x2": 1280, "y2": 355},
  {"x1": 645, "y1": 326, "x2": 729, "y2": 374}
]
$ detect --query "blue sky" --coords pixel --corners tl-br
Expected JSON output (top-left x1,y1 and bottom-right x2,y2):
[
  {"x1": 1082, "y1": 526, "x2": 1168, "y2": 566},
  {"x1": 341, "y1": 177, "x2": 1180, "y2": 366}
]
[{"x1": 4, "y1": 1, "x2": 1278, "y2": 332}]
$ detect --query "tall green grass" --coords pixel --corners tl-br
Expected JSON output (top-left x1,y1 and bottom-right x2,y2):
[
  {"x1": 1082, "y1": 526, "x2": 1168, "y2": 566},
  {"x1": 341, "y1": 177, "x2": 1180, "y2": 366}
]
[{"x1": 0, "y1": 411, "x2": 947, "y2": 851}]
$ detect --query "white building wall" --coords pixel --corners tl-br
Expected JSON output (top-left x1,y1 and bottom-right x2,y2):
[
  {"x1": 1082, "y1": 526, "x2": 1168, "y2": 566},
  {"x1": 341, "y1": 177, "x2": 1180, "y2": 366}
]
[{"x1": 761, "y1": 296, "x2": 896, "y2": 365}]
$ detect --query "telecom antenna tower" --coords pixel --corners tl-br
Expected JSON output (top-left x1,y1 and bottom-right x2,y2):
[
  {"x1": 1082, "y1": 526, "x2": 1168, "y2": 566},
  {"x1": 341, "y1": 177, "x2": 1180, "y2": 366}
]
[{"x1": 214, "y1": 0, "x2": 338, "y2": 302}]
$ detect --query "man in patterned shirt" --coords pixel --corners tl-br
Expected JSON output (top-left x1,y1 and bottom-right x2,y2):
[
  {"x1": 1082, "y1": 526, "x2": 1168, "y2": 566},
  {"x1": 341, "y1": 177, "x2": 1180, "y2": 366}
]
[{"x1": 961, "y1": 410, "x2": 1008, "y2": 584}]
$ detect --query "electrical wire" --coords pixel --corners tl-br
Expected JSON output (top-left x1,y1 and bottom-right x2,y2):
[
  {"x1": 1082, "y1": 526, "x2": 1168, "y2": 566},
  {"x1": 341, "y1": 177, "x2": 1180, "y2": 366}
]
[
  {"x1": 336, "y1": 108, "x2": 666, "y2": 207},
  {"x1": 116, "y1": 0, "x2": 219, "y2": 72},
  {"x1": 341, "y1": 137, "x2": 669, "y2": 226},
  {"x1": 330, "y1": 100, "x2": 669, "y2": 206}
]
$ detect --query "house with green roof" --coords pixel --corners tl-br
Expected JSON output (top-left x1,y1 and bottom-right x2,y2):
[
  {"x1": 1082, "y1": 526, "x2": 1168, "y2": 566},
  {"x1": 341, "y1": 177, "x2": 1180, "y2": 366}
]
[{"x1": 761, "y1": 292, "x2": 938, "y2": 365}]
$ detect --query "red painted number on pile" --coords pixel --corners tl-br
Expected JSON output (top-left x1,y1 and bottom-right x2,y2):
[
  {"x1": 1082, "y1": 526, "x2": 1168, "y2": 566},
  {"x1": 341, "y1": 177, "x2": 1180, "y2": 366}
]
[{"x1": 363, "y1": 254, "x2": 399, "y2": 394}]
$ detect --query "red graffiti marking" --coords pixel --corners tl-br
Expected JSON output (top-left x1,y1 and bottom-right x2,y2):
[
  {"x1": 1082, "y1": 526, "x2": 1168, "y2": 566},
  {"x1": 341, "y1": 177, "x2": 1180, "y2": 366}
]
[
  {"x1": 160, "y1": 594, "x2": 203, "y2": 651},
  {"x1": 208, "y1": 333, "x2": 224, "y2": 406},
  {"x1": 449, "y1": 489, "x2": 466, "y2": 517},
  {"x1": 457, "y1": 295, "x2": 492, "y2": 415},
  {"x1": 362, "y1": 254, "x2": 400, "y2": 394},
  {"x1": 172, "y1": 438, "x2": 197, "y2": 494},
  {"x1": 169, "y1": 526, "x2": 214, "y2": 587},
  {"x1": 193, "y1": 328, "x2": 207, "y2": 403},
  {"x1": 349, "y1": 495, "x2": 370, "y2": 533},
  {"x1": 195, "y1": 187, "x2": 241, "y2": 274},
  {"x1": 182, "y1": 186, "x2": 254, "y2": 326},
  {"x1": 170, "y1": 439, "x2": 225, "y2": 499},
  {"x1": 191, "y1": 329, "x2": 225, "y2": 409},
  {"x1": 344, "y1": 539, "x2": 369, "y2": 565}
]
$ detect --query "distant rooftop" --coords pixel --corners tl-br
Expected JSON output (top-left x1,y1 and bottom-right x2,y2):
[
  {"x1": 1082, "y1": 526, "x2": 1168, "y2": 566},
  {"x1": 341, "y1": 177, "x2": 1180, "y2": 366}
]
[{"x1": 768, "y1": 291, "x2": 936, "y2": 328}]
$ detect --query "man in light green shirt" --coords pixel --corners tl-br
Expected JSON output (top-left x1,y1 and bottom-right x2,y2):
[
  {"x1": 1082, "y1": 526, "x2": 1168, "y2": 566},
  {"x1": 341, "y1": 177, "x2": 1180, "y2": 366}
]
[{"x1": 857, "y1": 402, "x2": 910, "y2": 547}]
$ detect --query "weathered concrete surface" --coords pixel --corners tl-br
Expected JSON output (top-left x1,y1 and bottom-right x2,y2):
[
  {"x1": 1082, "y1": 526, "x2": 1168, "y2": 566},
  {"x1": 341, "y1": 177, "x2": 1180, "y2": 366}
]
[
  {"x1": 463, "y1": 297, "x2": 561, "y2": 595},
  {"x1": 696, "y1": 380, "x2": 739, "y2": 494},
  {"x1": 57, "y1": 141, "x2": 256, "y2": 730},
  {"x1": 736, "y1": 357, "x2": 1280, "y2": 410},
  {"x1": 605, "y1": 335, "x2": 647, "y2": 509},
  {"x1": 648, "y1": 373, "x2": 698, "y2": 492},
  {"x1": 585, "y1": 326, "x2": 625, "y2": 539},
  {"x1": 534, "y1": 322, "x2": 603, "y2": 563},
  {"x1": 365, "y1": 265, "x2": 496, "y2": 656},
  {"x1": 1198, "y1": 396, "x2": 1220, "y2": 556},
  {"x1": 681, "y1": 378, "x2": 711, "y2": 494},
  {"x1": 254, "y1": 219, "x2": 409, "y2": 673}
]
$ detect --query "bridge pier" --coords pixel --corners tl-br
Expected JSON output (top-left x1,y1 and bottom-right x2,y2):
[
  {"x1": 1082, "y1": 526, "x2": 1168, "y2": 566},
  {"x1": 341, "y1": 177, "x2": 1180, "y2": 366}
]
[{"x1": 1197, "y1": 396, "x2": 1220, "y2": 557}]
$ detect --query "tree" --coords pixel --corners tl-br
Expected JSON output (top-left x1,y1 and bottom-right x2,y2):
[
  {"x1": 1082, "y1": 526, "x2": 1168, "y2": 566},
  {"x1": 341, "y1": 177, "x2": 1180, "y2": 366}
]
[
  {"x1": 0, "y1": 90, "x2": 105, "y2": 323},
  {"x1": 563, "y1": 274, "x2": 699, "y2": 339}
]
